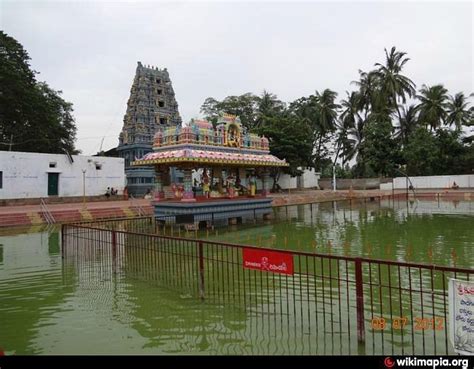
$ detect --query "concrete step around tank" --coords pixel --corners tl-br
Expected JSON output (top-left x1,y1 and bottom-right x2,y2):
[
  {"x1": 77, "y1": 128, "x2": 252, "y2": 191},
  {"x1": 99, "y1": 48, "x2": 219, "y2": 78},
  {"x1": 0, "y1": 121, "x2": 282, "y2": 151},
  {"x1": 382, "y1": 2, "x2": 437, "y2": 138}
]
[
  {"x1": 27, "y1": 212, "x2": 45, "y2": 225},
  {"x1": 0, "y1": 205, "x2": 154, "y2": 228},
  {"x1": 88, "y1": 208, "x2": 127, "y2": 219},
  {"x1": 123, "y1": 207, "x2": 138, "y2": 217},
  {"x1": 0, "y1": 213, "x2": 33, "y2": 227},
  {"x1": 79, "y1": 209, "x2": 93, "y2": 221},
  {"x1": 49, "y1": 210, "x2": 83, "y2": 223}
]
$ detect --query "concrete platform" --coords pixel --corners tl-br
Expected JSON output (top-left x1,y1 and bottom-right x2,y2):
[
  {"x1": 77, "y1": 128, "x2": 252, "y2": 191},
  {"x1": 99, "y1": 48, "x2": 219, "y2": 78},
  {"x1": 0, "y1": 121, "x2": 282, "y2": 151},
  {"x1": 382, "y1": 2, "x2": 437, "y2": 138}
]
[{"x1": 154, "y1": 197, "x2": 273, "y2": 224}]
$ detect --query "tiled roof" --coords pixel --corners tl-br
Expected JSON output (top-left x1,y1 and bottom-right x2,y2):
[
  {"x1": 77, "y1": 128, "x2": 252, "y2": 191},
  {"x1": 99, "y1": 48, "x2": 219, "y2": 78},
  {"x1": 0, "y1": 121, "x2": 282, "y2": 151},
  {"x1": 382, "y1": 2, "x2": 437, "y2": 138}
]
[{"x1": 132, "y1": 148, "x2": 288, "y2": 167}]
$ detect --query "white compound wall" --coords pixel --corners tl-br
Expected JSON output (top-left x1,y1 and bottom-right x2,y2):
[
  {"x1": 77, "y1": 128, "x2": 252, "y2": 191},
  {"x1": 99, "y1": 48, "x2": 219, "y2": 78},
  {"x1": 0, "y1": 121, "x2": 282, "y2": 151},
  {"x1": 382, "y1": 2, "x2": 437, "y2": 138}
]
[{"x1": 0, "y1": 151, "x2": 125, "y2": 199}]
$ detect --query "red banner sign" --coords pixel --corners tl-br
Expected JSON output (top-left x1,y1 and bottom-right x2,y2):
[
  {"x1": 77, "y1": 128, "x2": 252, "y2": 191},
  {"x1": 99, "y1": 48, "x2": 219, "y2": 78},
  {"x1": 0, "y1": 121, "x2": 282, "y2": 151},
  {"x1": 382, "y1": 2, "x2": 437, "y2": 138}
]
[{"x1": 242, "y1": 248, "x2": 294, "y2": 275}]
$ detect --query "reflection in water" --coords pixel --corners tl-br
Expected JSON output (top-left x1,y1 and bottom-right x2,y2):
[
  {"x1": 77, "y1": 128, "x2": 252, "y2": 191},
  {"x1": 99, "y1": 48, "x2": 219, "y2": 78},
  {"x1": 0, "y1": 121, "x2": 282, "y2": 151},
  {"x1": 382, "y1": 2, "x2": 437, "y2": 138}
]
[
  {"x1": 0, "y1": 199, "x2": 472, "y2": 355},
  {"x1": 0, "y1": 230, "x2": 73, "y2": 354},
  {"x1": 207, "y1": 199, "x2": 473, "y2": 268}
]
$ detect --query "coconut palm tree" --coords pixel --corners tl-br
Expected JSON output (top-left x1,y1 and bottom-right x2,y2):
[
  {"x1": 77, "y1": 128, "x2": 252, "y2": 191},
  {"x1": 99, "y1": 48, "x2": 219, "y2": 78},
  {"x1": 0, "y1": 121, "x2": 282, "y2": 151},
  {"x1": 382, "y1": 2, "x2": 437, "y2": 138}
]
[
  {"x1": 375, "y1": 46, "x2": 416, "y2": 120},
  {"x1": 351, "y1": 70, "x2": 381, "y2": 119},
  {"x1": 340, "y1": 91, "x2": 361, "y2": 127},
  {"x1": 446, "y1": 92, "x2": 472, "y2": 130},
  {"x1": 396, "y1": 105, "x2": 418, "y2": 144},
  {"x1": 254, "y1": 90, "x2": 285, "y2": 130},
  {"x1": 337, "y1": 91, "x2": 362, "y2": 163},
  {"x1": 416, "y1": 84, "x2": 449, "y2": 131},
  {"x1": 315, "y1": 89, "x2": 340, "y2": 133},
  {"x1": 334, "y1": 117, "x2": 359, "y2": 166}
]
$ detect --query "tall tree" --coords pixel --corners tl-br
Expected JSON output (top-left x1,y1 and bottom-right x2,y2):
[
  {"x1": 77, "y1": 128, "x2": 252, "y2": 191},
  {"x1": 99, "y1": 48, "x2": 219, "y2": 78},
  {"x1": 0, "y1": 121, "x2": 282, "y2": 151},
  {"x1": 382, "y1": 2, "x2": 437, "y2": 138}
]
[
  {"x1": 416, "y1": 84, "x2": 449, "y2": 131},
  {"x1": 199, "y1": 93, "x2": 258, "y2": 130},
  {"x1": 315, "y1": 89, "x2": 340, "y2": 133},
  {"x1": 352, "y1": 70, "x2": 381, "y2": 120},
  {"x1": 396, "y1": 105, "x2": 418, "y2": 144},
  {"x1": 254, "y1": 90, "x2": 285, "y2": 131},
  {"x1": 200, "y1": 97, "x2": 220, "y2": 125},
  {"x1": 289, "y1": 89, "x2": 339, "y2": 171},
  {"x1": 360, "y1": 119, "x2": 399, "y2": 177},
  {"x1": 446, "y1": 92, "x2": 472, "y2": 130},
  {"x1": 258, "y1": 114, "x2": 313, "y2": 189},
  {"x1": 338, "y1": 91, "x2": 362, "y2": 163},
  {"x1": 0, "y1": 31, "x2": 78, "y2": 153},
  {"x1": 403, "y1": 127, "x2": 440, "y2": 175},
  {"x1": 375, "y1": 46, "x2": 416, "y2": 121}
]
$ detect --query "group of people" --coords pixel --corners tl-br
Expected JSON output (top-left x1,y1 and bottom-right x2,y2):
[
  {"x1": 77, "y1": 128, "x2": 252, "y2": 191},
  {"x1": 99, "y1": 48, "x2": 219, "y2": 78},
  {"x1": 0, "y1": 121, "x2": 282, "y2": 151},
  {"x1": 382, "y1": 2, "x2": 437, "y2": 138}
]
[{"x1": 105, "y1": 187, "x2": 118, "y2": 199}]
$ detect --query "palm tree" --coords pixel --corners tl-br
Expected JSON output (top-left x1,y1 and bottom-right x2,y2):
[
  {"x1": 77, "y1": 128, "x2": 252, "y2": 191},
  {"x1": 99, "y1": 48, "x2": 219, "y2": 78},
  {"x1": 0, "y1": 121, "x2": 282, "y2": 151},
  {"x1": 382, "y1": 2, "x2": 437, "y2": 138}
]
[
  {"x1": 396, "y1": 105, "x2": 418, "y2": 144},
  {"x1": 347, "y1": 117, "x2": 365, "y2": 162},
  {"x1": 337, "y1": 91, "x2": 362, "y2": 163},
  {"x1": 375, "y1": 46, "x2": 416, "y2": 121},
  {"x1": 254, "y1": 90, "x2": 285, "y2": 130},
  {"x1": 289, "y1": 90, "x2": 339, "y2": 171},
  {"x1": 416, "y1": 84, "x2": 449, "y2": 131},
  {"x1": 351, "y1": 70, "x2": 381, "y2": 119},
  {"x1": 340, "y1": 91, "x2": 361, "y2": 127},
  {"x1": 315, "y1": 89, "x2": 340, "y2": 133},
  {"x1": 446, "y1": 92, "x2": 472, "y2": 130}
]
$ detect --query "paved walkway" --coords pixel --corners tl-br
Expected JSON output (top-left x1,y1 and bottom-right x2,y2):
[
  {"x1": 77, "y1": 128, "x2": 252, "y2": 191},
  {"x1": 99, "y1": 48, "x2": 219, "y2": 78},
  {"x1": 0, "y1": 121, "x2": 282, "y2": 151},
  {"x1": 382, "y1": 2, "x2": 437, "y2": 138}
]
[
  {"x1": 0, "y1": 198, "x2": 152, "y2": 215},
  {"x1": 269, "y1": 189, "x2": 399, "y2": 206}
]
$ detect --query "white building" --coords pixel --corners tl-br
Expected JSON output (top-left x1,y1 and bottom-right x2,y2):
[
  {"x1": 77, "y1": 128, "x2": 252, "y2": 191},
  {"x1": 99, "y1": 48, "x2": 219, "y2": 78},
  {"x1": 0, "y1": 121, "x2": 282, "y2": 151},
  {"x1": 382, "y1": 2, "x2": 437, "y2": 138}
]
[
  {"x1": 0, "y1": 151, "x2": 125, "y2": 200},
  {"x1": 278, "y1": 168, "x2": 321, "y2": 190}
]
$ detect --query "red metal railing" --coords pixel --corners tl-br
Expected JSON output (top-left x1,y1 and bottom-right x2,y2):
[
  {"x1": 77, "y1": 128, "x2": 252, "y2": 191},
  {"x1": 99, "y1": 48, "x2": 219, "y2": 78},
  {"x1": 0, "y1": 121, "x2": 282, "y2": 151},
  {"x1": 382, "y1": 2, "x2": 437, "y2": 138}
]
[{"x1": 61, "y1": 220, "x2": 472, "y2": 355}]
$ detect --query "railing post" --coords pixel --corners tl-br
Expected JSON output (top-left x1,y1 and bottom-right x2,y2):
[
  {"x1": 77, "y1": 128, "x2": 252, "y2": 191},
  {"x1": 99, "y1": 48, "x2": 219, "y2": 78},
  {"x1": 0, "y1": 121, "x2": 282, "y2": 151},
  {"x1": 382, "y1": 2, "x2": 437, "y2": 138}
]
[
  {"x1": 61, "y1": 224, "x2": 66, "y2": 259},
  {"x1": 111, "y1": 229, "x2": 117, "y2": 259},
  {"x1": 355, "y1": 258, "x2": 365, "y2": 343},
  {"x1": 198, "y1": 241, "x2": 205, "y2": 300}
]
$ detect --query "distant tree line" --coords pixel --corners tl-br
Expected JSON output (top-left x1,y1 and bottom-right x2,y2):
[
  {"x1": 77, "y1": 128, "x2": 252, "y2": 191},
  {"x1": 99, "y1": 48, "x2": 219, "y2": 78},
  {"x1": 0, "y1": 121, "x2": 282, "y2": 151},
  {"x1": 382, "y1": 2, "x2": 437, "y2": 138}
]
[
  {"x1": 0, "y1": 31, "x2": 79, "y2": 154},
  {"x1": 200, "y1": 47, "x2": 473, "y2": 180}
]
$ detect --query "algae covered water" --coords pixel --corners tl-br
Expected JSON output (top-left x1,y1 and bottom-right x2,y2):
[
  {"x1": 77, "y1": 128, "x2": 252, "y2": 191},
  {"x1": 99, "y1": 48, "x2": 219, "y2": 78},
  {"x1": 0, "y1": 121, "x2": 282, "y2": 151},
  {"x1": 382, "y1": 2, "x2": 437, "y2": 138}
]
[{"x1": 0, "y1": 199, "x2": 472, "y2": 354}]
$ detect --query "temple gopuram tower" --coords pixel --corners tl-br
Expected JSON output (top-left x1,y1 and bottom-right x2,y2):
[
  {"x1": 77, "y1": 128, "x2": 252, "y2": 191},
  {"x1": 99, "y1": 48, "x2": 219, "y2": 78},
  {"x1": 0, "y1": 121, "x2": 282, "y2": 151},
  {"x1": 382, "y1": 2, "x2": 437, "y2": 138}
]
[{"x1": 117, "y1": 62, "x2": 182, "y2": 196}]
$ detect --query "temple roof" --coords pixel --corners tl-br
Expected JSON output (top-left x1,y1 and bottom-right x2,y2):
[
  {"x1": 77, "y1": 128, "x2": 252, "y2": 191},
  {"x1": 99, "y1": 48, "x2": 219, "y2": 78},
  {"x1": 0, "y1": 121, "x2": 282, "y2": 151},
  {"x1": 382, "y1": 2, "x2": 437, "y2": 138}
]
[
  {"x1": 132, "y1": 148, "x2": 288, "y2": 167},
  {"x1": 131, "y1": 113, "x2": 289, "y2": 168}
]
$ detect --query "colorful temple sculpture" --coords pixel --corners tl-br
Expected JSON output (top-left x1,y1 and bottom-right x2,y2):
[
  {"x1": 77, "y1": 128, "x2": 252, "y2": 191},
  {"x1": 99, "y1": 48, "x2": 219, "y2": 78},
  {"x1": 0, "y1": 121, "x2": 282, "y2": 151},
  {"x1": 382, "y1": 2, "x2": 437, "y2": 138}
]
[{"x1": 132, "y1": 114, "x2": 288, "y2": 225}]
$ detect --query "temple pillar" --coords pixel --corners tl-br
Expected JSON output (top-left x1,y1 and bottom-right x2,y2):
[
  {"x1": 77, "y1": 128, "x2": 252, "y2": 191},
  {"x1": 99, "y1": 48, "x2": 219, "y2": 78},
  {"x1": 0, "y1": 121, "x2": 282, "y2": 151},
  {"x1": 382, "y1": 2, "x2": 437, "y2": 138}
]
[
  {"x1": 154, "y1": 168, "x2": 165, "y2": 201},
  {"x1": 261, "y1": 169, "x2": 271, "y2": 197},
  {"x1": 182, "y1": 167, "x2": 196, "y2": 202}
]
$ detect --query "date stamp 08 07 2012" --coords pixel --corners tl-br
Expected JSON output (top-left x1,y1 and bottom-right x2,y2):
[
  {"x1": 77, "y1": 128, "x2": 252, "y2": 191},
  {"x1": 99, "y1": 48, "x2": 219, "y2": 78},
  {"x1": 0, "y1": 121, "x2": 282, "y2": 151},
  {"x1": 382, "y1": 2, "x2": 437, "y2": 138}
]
[{"x1": 371, "y1": 317, "x2": 445, "y2": 331}]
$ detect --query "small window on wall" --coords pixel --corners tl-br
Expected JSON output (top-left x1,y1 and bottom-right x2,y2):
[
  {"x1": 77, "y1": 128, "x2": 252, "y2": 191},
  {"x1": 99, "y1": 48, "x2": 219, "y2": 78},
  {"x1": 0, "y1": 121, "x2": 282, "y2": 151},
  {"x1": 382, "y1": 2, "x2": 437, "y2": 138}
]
[
  {"x1": 0, "y1": 171, "x2": 2, "y2": 189},
  {"x1": 157, "y1": 89, "x2": 162, "y2": 95},
  {"x1": 95, "y1": 163, "x2": 102, "y2": 170},
  {"x1": 158, "y1": 101, "x2": 165, "y2": 108},
  {"x1": 159, "y1": 118, "x2": 167, "y2": 125},
  {"x1": 156, "y1": 79, "x2": 161, "y2": 84},
  {"x1": 49, "y1": 162, "x2": 57, "y2": 168}
]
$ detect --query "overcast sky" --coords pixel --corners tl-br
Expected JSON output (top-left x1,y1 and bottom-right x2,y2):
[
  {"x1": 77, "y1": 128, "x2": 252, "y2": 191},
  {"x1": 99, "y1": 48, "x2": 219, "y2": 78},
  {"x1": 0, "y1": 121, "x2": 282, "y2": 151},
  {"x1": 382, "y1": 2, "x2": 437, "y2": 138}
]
[{"x1": 1, "y1": 0, "x2": 472, "y2": 155}]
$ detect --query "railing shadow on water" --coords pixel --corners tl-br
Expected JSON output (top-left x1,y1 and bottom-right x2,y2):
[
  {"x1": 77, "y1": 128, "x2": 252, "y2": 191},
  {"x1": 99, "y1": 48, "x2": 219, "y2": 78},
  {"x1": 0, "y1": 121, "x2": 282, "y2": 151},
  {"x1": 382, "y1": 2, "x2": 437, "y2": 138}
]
[{"x1": 61, "y1": 217, "x2": 472, "y2": 356}]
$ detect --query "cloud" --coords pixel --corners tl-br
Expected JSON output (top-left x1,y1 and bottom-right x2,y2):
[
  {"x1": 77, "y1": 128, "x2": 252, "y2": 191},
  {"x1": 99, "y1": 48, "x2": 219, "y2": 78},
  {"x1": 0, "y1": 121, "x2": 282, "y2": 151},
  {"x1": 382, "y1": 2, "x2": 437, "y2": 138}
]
[{"x1": 1, "y1": 0, "x2": 472, "y2": 154}]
